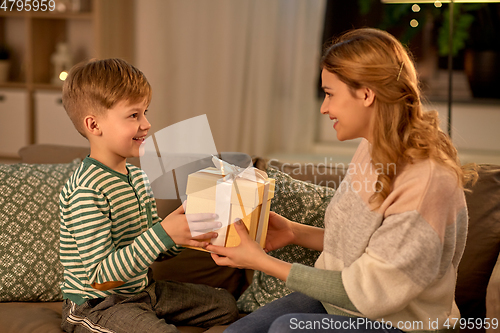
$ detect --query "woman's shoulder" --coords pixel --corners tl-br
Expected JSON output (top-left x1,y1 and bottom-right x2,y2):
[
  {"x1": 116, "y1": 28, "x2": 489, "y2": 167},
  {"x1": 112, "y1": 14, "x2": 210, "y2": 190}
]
[
  {"x1": 397, "y1": 158, "x2": 458, "y2": 189},
  {"x1": 385, "y1": 158, "x2": 464, "y2": 215}
]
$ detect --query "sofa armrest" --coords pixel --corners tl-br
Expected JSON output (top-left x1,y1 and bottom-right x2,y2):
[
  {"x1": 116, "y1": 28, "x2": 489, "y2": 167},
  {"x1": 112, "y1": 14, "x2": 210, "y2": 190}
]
[
  {"x1": 487, "y1": 254, "x2": 500, "y2": 333},
  {"x1": 253, "y1": 156, "x2": 345, "y2": 187},
  {"x1": 18, "y1": 144, "x2": 90, "y2": 164},
  {"x1": 18, "y1": 144, "x2": 141, "y2": 167}
]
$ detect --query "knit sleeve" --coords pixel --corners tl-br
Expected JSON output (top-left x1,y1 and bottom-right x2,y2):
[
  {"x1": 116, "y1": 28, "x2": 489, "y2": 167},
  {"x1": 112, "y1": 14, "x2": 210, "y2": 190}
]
[
  {"x1": 286, "y1": 263, "x2": 358, "y2": 312},
  {"x1": 136, "y1": 166, "x2": 184, "y2": 260},
  {"x1": 147, "y1": 184, "x2": 184, "y2": 260}
]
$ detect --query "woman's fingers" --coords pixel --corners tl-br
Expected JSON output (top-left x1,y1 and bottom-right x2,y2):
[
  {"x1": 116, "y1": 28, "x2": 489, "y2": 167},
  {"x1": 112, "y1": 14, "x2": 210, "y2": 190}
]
[
  {"x1": 210, "y1": 252, "x2": 231, "y2": 266},
  {"x1": 207, "y1": 243, "x2": 230, "y2": 256}
]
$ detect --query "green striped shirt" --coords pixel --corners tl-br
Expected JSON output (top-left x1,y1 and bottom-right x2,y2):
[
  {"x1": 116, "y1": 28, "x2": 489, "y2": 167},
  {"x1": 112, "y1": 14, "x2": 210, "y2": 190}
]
[{"x1": 59, "y1": 157, "x2": 181, "y2": 305}]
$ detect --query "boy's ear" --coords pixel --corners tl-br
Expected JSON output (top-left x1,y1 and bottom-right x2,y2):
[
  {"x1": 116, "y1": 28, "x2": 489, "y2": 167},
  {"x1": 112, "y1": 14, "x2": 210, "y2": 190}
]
[{"x1": 83, "y1": 115, "x2": 101, "y2": 136}]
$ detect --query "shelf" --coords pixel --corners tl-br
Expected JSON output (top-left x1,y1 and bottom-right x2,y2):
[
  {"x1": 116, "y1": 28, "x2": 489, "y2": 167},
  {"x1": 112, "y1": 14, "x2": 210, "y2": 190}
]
[
  {"x1": 0, "y1": 81, "x2": 27, "y2": 89},
  {"x1": 33, "y1": 83, "x2": 62, "y2": 90},
  {"x1": 0, "y1": 11, "x2": 91, "y2": 18},
  {"x1": 0, "y1": 0, "x2": 134, "y2": 158},
  {"x1": 0, "y1": 11, "x2": 26, "y2": 18},
  {"x1": 28, "y1": 11, "x2": 92, "y2": 20}
]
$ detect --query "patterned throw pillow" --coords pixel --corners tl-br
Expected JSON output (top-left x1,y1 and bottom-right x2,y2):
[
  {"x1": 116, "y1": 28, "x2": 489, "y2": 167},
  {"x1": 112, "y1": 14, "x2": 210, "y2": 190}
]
[
  {"x1": 237, "y1": 167, "x2": 336, "y2": 312},
  {"x1": 0, "y1": 160, "x2": 80, "y2": 302}
]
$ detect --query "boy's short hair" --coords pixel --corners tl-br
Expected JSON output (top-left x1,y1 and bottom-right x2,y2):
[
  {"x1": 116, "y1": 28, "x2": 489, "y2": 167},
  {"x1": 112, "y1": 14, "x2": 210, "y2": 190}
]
[{"x1": 62, "y1": 58, "x2": 152, "y2": 138}]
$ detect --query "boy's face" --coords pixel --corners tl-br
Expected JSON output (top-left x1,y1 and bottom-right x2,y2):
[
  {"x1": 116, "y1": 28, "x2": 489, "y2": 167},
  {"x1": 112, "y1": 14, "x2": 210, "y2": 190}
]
[{"x1": 96, "y1": 99, "x2": 151, "y2": 160}]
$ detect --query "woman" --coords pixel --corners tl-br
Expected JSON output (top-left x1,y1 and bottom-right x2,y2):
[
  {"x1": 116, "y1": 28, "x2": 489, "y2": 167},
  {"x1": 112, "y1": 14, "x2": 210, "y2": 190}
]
[{"x1": 207, "y1": 28, "x2": 477, "y2": 333}]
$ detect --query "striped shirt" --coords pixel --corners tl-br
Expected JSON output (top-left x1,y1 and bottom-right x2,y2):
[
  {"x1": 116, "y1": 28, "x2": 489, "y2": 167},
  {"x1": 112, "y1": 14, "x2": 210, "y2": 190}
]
[{"x1": 59, "y1": 157, "x2": 182, "y2": 305}]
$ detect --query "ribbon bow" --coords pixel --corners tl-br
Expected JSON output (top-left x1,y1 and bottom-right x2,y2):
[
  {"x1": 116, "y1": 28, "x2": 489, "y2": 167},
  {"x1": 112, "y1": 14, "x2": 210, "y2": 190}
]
[{"x1": 211, "y1": 155, "x2": 267, "y2": 184}]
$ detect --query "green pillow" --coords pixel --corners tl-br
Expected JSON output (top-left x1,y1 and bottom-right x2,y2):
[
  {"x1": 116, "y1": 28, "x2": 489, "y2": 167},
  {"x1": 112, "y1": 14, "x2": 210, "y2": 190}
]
[
  {"x1": 236, "y1": 167, "x2": 336, "y2": 312},
  {"x1": 0, "y1": 160, "x2": 80, "y2": 302}
]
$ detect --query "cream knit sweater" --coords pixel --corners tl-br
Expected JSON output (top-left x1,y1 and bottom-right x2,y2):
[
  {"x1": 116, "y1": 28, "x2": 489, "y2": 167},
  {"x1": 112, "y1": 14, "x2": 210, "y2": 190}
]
[{"x1": 286, "y1": 139, "x2": 467, "y2": 332}]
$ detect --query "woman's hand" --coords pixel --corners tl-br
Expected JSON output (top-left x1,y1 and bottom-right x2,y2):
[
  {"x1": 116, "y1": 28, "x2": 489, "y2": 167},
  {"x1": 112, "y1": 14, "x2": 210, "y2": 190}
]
[
  {"x1": 207, "y1": 220, "x2": 292, "y2": 281},
  {"x1": 206, "y1": 220, "x2": 267, "y2": 270},
  {"x1": 264, "y1": 212, "x2": 296, "y2": 252},
  {"x1": 267, "y1": 212, "x2": 325, "y2": 252}
]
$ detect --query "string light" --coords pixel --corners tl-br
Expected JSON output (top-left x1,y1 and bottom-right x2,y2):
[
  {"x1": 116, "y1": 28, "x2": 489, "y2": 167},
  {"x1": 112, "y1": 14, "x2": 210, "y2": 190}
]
[
  {"x1": 434, "y1": 1, "x2": 442, "y2": 7},
  {"x1": 410, "y1": 19, "x2": 419, "y2": 27},
  {"x1": 412, "y1": 4, "x2": 421, "y2": 11},
  {"x1": 59, "y1": 71, "x2": 68, "y2": 81}
]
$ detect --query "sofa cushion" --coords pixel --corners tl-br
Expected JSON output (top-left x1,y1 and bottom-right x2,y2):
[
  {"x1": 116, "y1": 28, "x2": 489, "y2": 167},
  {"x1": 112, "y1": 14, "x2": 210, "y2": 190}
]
[
  {"x1": 236, "y1": 167, "x2": 336, "y2": 312},
  {"x1": 456, "y1": 164, "x2": 500, "y2": 321},
  {"x1": 0, "y1": 160, "x2": 80, "y2": 302},
  {"x1": 0, "y1": 303, "x2": 64, "y2": 333}
]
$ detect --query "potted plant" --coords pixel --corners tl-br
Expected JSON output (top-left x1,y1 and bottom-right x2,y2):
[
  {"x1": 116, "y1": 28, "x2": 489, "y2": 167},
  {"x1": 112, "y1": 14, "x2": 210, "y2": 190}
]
[
  {"x1": 358, "y1": 1, "x2": 500, "y2": 99},
  {"x1": 0, "y1": 44, "x2": 11, "y2": 83},
  {"x1": 460, "y1": 4, "x2": 500, "y2": 98}
]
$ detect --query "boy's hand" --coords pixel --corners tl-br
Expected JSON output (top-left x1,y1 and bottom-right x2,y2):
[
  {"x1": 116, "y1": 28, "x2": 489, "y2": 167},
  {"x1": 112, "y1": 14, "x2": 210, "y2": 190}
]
[{"x1": 161, "y1": 204, "x2": 220, "y2": 248}]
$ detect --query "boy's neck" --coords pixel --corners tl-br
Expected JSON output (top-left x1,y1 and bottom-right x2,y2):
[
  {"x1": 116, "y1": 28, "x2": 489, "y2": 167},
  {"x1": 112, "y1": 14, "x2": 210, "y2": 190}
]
[{"x1": 89, "y1": 150, "x2": 128, "y2": 175}]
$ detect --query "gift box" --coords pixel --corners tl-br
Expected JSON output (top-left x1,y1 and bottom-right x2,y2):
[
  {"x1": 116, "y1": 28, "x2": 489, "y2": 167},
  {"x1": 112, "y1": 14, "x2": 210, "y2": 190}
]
[{"x1": 185, "y1": 159, "x2": 275, "y2": 251}]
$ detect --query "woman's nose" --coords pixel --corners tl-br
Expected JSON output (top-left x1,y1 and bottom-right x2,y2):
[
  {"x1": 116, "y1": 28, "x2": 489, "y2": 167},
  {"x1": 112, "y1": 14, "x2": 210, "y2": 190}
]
[{"x1": 320, "y1": 100, "x2": 329, "y2": 115}]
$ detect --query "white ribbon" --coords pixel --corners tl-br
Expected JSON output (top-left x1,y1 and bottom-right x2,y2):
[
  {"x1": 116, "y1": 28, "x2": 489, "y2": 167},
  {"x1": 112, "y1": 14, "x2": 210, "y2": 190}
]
[{"x1": 205, "y1": 156, "x2": 270, "y2": 246}]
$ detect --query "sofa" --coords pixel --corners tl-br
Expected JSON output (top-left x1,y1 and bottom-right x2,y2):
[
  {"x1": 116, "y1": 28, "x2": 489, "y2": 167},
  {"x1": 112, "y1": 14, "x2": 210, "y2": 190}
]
[{"x1": 0, "y1": 144, "x2": 500, "y2": 333}]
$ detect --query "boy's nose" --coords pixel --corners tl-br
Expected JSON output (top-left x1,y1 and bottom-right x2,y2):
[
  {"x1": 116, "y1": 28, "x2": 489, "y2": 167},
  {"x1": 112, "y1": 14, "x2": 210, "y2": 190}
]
[{"x1": 141, "y1": 117, "x2": 152, "y2": 130}]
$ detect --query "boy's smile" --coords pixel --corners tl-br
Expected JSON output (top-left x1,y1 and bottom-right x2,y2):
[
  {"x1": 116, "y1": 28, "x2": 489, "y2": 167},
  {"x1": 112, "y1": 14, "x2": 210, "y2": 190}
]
[{"x1": 88, "y1": 99, "x2": 151, "y2": 174}]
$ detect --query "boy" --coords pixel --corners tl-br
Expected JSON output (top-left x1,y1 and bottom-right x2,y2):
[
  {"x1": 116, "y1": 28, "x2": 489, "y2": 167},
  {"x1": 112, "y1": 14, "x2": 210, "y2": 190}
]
[{"x1": 59, "y1": 58, "x2": 238, "y2": 333}]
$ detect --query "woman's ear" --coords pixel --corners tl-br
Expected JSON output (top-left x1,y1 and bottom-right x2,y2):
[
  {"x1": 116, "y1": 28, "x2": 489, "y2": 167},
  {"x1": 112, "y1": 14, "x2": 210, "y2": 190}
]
[
  {"x1": 84, "y1": 115, "x2": 101, "y2": 136},
  {"x1": 362, "y1": 88, "x2": 375, "y2": 107}
]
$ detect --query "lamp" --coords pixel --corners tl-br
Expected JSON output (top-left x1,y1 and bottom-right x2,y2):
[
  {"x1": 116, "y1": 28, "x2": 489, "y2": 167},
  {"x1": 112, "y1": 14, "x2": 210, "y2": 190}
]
[
  {"x1": 381, "y1": 0, "x2": 500, "y2": 137},
  {"x1": 382, "y1": 0, "x2": 500, "y2": 2}
]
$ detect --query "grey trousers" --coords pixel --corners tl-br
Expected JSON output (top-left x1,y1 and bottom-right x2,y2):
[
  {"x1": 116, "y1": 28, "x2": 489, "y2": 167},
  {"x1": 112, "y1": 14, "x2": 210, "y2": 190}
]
[{"x1": 61, "y1": 280, "x2": 239, "y2": 333}]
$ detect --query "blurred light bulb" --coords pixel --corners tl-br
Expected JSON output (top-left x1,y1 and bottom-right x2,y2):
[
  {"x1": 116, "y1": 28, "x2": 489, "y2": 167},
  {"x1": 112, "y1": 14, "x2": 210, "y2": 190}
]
[
  {"x1": 410, "y1": 19, "x2": 419, "y2": 28},
  {"x1": 412, "y1": 4, "x2": 421, "y2": 12},
  {"x1": 59, "y1": 71, "x2": 68, "y2": 81},
  {"x1": 434, "y1": 1, "x2": 442, "y2": 8}
]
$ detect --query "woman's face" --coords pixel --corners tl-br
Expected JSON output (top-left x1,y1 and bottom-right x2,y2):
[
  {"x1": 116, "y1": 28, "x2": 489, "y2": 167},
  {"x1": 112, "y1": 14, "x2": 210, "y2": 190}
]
[{"x1": 320, "y1": 69, "x2": 375, "y2": 142}]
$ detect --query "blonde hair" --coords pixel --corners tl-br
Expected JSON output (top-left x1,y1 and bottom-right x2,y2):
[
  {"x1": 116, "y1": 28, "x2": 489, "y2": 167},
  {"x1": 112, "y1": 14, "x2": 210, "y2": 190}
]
[
  {"x1": 62, "y1": 58, "x2": 152, "y2": 138},
  {"x1": 321, "y1": 28, "x2": 477, "y2": 208}
]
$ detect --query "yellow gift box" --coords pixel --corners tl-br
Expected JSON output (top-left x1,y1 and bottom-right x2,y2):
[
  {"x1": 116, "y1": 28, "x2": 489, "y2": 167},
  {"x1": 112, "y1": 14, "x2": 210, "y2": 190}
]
[{"x1": 185, "y1": 165, "x2": 275, "y2": 251}]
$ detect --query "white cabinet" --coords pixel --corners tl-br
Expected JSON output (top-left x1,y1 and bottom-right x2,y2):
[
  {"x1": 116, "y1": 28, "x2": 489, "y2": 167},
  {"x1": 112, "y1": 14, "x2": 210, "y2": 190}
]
[
  {"x1": 34, "y1": 90, "x2": 88, "y2": 147},
  {"x1": 0, "y1": 89, "x2": 29, "y2": 157}
]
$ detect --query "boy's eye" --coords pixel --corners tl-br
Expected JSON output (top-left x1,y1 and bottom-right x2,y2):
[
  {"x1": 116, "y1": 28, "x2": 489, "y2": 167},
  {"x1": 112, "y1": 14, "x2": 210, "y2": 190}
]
[{"x1": 130, "y1": 113, "x2": 138, "y2": 118}]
